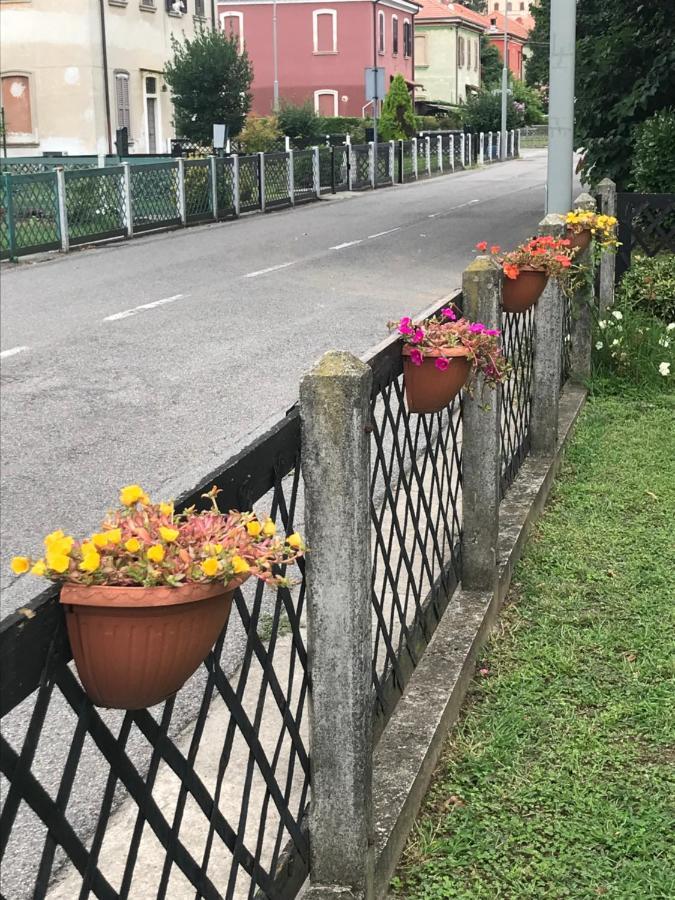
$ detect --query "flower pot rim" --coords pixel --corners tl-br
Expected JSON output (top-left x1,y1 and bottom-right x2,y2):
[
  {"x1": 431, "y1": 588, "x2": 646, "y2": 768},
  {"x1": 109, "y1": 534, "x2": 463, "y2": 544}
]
[
  {"x1": 402, "y1": 345, "x2": 471, "y2": 359},
  {"x1": 60, "y1": 576, "x2": 249, "y2": 609},
  {"x1": 502, "y1": 264, "x2": 549, "y2": 276}
]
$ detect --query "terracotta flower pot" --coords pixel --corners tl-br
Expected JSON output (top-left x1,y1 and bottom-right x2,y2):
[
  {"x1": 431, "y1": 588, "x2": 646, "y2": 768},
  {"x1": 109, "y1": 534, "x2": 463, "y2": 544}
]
[
  {"x1": 403, "y1": 346, "x2": 471, "y2": 414},
  {"x1": 501, "y1": 266, "x2": 549, "y2": 314},
  {"x1": 61, "y1": 576, "x2": 248, "y2": 710},
  {"x1": 566, "y1": 227, "x2": 592, "y2": 253}
]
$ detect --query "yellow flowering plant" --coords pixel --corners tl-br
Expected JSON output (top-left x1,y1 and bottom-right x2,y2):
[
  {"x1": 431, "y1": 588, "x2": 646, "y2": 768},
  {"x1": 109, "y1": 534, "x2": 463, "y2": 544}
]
[
  {"x1": 11, "y1": 485, "x2": 305, "y2": 589},
  {"x1": 565, "y1": 209, "x2": 619, "y2": 250}
]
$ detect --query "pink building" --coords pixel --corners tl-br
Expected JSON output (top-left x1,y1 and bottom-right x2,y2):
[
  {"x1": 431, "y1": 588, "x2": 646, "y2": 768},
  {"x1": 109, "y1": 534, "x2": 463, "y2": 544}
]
[{"x1": 217, "y1": 0, "x2": 420, "y2": 118}]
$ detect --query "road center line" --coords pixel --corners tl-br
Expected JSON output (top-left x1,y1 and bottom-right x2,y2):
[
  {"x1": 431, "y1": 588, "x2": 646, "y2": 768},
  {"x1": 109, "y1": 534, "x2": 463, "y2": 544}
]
[
  {"x1": 368, "y1": 227, "x2": 401, "y2": 239},
  {"x1": 243, "y1": 262, "x2": 295, "y2": 278},
  {"x1": 0, "y1": 345, "x2": 29, "y2": 360},
  {"x1": 330, "y1": 240, "x2": 363, "y2": 250},
  {"x1": 104, "y1": 294, "x2": 185, "y2": 322}
]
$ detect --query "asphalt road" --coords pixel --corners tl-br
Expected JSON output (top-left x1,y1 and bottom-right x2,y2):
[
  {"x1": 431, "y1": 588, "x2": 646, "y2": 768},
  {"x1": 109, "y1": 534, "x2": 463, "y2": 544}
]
[{"x1": 1, "y1": 149, "x2": 548, "y2": 617}]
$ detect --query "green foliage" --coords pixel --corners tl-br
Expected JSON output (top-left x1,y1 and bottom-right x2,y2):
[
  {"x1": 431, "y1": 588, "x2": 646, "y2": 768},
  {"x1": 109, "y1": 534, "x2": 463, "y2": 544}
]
[
  {"x1": 616, "y1": 253, "x2": 675, "y2": 324},
  {"x1": 509, "y1": 77, "x2": 544, "y2": 125},
  {"x1": 435, "y1": 111, "x2": 463, "y2": 130},
  {"x1": 480, "y1": 34, "x2": 502, "y2": 89},
  {"x1": 462, "y1": 90, "x2": 521, "y2": 133},
  {"x1": 575, "y1": 0, "x2": 675, "y2": 188},
  {"x1": 393, "y1": 391, "x2": 675, "y2": 899},
  {"x1": 319, "y1": 116, "x2": 363, "y2": 136},
  {"x1": 525, "y1": 0, "x2": 549, "y2": 91},
  {"x1": 237, "y1": 114, "x2": 281, "y2": 153},
  {"x1": 461, "y1": 0, "x2": 486, "y2": 10},
  {"x1": 277, "y1": 101, "x2": 323, "y2": 147},
  {"x1": 163, "y1": 27, "x2": 253, "y2": 142},
  {"x1": 379, "y1": 74, "x2": 417, "y2": 141},
  {"x1": 631, "y1": 109, "x2": 675, "y2": 193}
]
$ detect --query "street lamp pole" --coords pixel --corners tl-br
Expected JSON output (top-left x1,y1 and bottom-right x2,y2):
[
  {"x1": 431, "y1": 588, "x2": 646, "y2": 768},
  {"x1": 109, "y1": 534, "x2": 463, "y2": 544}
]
[
  {"x1": 272, "y1": 0, "x2": 279, "y2": 112},
  {"x1": 546, "y1": 0, "x2": 576, "y2": 213},
  {"x1": 500, "y1": 13, "x2": 508, "y2": 161}
]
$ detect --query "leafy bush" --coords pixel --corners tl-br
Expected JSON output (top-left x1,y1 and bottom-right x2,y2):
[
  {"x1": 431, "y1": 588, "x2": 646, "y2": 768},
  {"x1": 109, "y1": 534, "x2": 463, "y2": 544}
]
[
  {"x1": 592, "y1": 303, "x2": 674, "y2": 394},
  {"x1": 379, "y1": 74, "x2": 417, "y2": 140},
  {"x1": 462, "y1": 90, "x2": 521, "y2": 133},
  {"x1": 319, "y1": 116, "x2": 362, "y2": 135},
  {"x1": 238, "y1": 115, "x2": 281, "y2": 153},
  {"x1": 631, "y1": 110, "x2": 675, "y2": 193},
  {"x1": 510, "y1": 78, "x2": 545, "y2": 125},
  {"x1": 277, "y1": 101, "x2": 324, "y2": 147},
  {"x1": 616, "y1": 253, "x2": 675, "y2": 324},
  {"x1": 481, "y1": 33, "x2": 502, "y2": 89}
]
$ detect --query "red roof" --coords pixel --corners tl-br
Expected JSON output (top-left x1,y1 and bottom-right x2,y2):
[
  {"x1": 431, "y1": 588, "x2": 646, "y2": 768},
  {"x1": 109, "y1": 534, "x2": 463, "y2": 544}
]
[{"x1": 417, "y1": 0, "x2": 488, "y2": 28}]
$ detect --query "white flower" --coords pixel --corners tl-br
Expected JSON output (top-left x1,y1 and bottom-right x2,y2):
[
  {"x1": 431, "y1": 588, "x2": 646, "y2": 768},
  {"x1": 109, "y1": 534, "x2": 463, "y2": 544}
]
[
  {"x1": 667, "y1": 323, "x2": 675, "y2": 332},
  {"x1": 658, "y1": 336, "x2": 671, "y2": 348},
  {"x1": 612, "y1": 310, "x2": 623, "y2": 321},
  {"x1": 658, "y1": 362, "x2": 670, "y2": 377},
  {"x1": 595, "y1": 341, "x2": 603, "y2": 350},
  {"x1": 611, "y1": 338, "x2": 620, "y2": 346},
  {"x1": 598, "y1": 320, "x2": 607, "y2": 330}
]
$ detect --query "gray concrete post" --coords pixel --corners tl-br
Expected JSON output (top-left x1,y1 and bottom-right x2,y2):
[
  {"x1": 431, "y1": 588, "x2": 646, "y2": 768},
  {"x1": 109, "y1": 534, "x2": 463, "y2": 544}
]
[
  {"x1": 300, "y1": 351, "x2": 374, "y2": 900},
  {"x1": 461, "y1": 258, "x2": 502, "y2": 592},
  {"x1": 569, "y1": 192, "x2": 596, "y2": 381},
  {"x1": 313, "y1": 145, "x2": 321, "y2": 199},
  {"x1": 122, "y1": 162, "x2": 133, "y2": 237},
  {"x1": 597, "y1": 177, "x2": 617, "y2": 313},
  {"x1": 176, "y1": 158, "x2": 187, "y2": 226},
  {"x1": 55, "y1": 167, "x2": 69, "y2": 253},
  {"x1": 530, "y1": 214, "x2": 566, "y2": 456},
  {"x1": 209, "y1": 155, "x2": 218, "y2": 220},
  {"x1": 412, "y1": 138, "x2": 418, "y2": 179},
  {"x1": 288, "y1": 149, "x2": 295, "y2": 206},
  {"x1": 259, "y1": 152, "x2": 266, "y2": 212}
]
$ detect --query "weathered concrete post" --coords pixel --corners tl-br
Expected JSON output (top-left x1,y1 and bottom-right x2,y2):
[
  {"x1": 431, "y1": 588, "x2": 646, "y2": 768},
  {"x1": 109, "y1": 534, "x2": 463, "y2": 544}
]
[
  {"x1": 530, "y1": 214, "x2": 566, "y2": 456},
  {"x1": 569, "y1": 192, "x2": 596, "y2": 381},
  {"x1": 597, "y1": 177, "x2": 617, "y2": 313},
  {"x1": 300, "y1": 351, "x2": 374, "y2": 900},
  {"x1": 55, "y1": 167, "x2": 69, "y2": 253},
  {"x1": 288, "y1": 149, "x2": 295, "y2": 206},
  {"x1": 461, "y1": 258, "x2": 502, "y2": 591}
]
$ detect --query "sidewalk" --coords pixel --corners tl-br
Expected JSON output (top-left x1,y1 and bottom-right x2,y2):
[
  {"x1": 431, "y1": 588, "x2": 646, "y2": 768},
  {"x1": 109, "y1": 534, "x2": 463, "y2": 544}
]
[{"x1": 391, "y1": 393, "x2": 675, "y2": 899}]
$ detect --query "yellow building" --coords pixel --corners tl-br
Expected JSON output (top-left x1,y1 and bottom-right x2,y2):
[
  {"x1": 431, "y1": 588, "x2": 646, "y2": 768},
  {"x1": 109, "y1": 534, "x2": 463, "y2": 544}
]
[{"x1": 0, "y1": 0, "x2": 213, "y2": 156}]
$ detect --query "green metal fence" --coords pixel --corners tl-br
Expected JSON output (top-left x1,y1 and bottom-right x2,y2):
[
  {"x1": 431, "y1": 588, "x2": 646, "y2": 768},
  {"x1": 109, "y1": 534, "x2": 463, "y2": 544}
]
[
  {"x1": 130, "y1": 161, "x2": 181, "y2": 232},
  {"x1": 1, "y1": 171, "x2": 60, "y2": 258},
  {"x1": 64, "y1": 167, "x2": 126, "y2": 246}
]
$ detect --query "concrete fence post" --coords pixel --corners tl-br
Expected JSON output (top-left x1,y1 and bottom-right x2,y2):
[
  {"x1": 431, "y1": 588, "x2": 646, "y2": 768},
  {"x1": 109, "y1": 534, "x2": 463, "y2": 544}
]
[
  {"x1": 479, "y1": 132, "x2": 485, "y2": 166},
  {"x1": 285, "y1": 135, "x2": 291, "y2": 152},
  {"x1": 412, "y1": 138, "x2": 418, "y2": 179},
  {"x1": 313, "y1": 145, "x2": 321, "y2": 199},
  {"x1": 209, "y1": 155, "x2": 218, "y2": 220},
  {"x1": 460, "y1": 133, "x2": 466, "y2": 168},
  {"x1": 516, "y1": 128, "x2": 522, "y2": 156},
  {"x1": 233, "y1": 154, "x2": 240, "y2": 217},
  {"x1": 425, "y1": 136, "x2": 431, "y2": 175},
  {"x1": 55, "y1": 167, "x2": 69, "y2": 253},
  {"x1": 300, "y1": 351, "x2": 374, "y2": 900},
  {"x1": 348, "y1": 143, "x2": 355, "y2": 191},
  {"x1": 597, "y1": 177, "x2": 617, "y2": 313},
  {"x1": 288, "y1": 149, "x2": 295, "y2": 206},
  {"x1": 122, "y1": 162, "x2": 133, "y2": 237},
  {"x1": 488, "y1": 131, "x2": 493, "y2": 162},
  {"x1": 258, "y1": 152, "x2": 266, "y2": 212},
  {"x1": 176, "y1": 157, "x2": 187, "y2": 226},
  {"x1": 569, "y1": 192, "x2": 596, "y2": 381},
  {"x1": 389, "y1": 140, "x2": 395, "y2": 181},
  {"x1": 530, "y1": 214, "x2": 566, "y2": 456},
  {"x1": 437, "y1": 135, "x2": 443, "y2": 173},
  {"x1": 467, "y1": 132, "x2": 473, "y2": 165},
  {"x1": 496, "y1": 132, "x2": 501, "y2": 161},
  {"x1": 369, "y1": 141, "x2": 376, "y2": 189},
  {"x1": 449, "y1": 134, "x2": 455, "y2": 171},
  {"x1": 461, "y1": 257, "x2": 502, "y2": 592}
]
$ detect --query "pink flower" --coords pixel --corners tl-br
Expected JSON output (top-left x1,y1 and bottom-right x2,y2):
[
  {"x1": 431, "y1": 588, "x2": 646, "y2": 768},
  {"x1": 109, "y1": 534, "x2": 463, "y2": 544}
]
[
  {"x1": 441, "y1": 307, "x2": 457, "y2": 320},
  {"x1": 484, "y1": 328, "x2": 500, "y2": 336},
  {"x1": 410, "y1": 349, "x2": 424, "y2": 366},
  {"x1": 398, "y1": 316, "x2": 413, "y2": 336},
  {"x1": 479, "y1": 668, "x2": 490, "y2": 677},
  {"x1": 469, "y1": 322, "x2": 485, "y2": 333},
  {"x1": 435, "y1": 357, "x2": 450, "y2": 371},
  {"x1": 411, "y1": 327, "x2": 425, "y2": 344},
  {"x1": 475, "y1": 241, "x2": 488, "y2": 251}
]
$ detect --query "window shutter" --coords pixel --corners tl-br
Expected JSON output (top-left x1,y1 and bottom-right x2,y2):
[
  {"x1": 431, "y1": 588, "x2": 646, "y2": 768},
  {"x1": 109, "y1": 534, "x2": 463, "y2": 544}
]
[{"x1": 115, "y1": 73, "x2": 130, "y2": 132}]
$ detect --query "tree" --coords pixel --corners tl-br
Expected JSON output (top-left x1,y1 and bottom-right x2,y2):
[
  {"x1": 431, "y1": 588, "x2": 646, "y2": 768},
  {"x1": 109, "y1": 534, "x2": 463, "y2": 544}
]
[
  {"x1": 480, "y1": 34, "x2": 502, "y2": 89},
  {"x1": 575, "y1": 0, "x2": 675, "y2": 188},
  {"x1": 630, "y1": 109, "x2": 675, "y2": 193},
  {"x1": 525, "y1": 0, "x2": 550, "y2": 90},
  {"x1": 277, "y1": 101, "x2": 324, "y2": 147},
  {"x1": 379, "y1": 74, "x2": 417, "y2": 140},
  {"x1": 163, "y1": 27, "x2": 253, "y2": 142},
  {"x1": 462, "y1": 0, "x2": 487, "y2": 11},
  {"x1": 462, "y1": 90, "x2": 522, "y2": 133}
]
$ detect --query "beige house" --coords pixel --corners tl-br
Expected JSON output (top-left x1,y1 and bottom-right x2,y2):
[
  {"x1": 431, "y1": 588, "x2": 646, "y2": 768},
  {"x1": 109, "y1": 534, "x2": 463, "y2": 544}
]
[
  {"x1": 0, "y1": 0, "x2": 213, "y2": 157},
  {"x1": 414, "y1": 1, "x2": 484, "y2": 107}
]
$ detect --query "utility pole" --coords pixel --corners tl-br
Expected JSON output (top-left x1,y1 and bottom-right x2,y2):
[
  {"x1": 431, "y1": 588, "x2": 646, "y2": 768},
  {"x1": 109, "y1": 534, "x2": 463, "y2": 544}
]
[
  {"x1": 500, "y1": 13, "x2": 508, "y2": 161},
  {"x1": 272, "y1": 0, "x2": 279, "y2": 111},
  {"x1": 546, "y1": 0, "x2": 576, "y2": 213}
]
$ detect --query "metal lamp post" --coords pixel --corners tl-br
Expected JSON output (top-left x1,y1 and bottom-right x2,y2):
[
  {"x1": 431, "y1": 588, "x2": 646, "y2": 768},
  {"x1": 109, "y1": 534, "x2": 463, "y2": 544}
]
[
  {"x1": 546, "y1": 0, "x2": 576, "y2": 213},
  {"x1": 500, "y1": 14, "x2": 508, "y2": 161}
]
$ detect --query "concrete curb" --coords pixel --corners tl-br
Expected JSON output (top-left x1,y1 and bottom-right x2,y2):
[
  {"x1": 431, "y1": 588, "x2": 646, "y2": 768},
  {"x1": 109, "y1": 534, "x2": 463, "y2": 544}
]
[{"x1": 372, "y1": 382, "x2": 587, "y2": 897}]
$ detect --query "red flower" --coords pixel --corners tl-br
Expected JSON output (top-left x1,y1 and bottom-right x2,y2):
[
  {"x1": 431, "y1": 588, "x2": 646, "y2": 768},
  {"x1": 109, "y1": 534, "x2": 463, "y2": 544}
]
[
  {"x1": 490, "y1": 245, "x2": 501, "y2": 255},
  {"x1": 503, "y1": 262, "x2": 520, "y2": 280},
  {"x1": 475, "y1": 241, "x2": 488, "y2": 251}
]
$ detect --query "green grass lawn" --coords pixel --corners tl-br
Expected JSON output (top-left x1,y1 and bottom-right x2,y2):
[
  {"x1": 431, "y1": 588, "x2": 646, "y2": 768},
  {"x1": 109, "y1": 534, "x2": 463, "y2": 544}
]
[{"x1": 392, "y1": 393, "x2": 675, "y2": 900}]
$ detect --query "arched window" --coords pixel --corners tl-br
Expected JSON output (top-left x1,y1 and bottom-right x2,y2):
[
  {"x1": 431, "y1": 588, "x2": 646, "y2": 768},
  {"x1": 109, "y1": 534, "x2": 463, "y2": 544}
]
[
  {"x1": 220, "y1": 11, "x2": 244, "y2": 52},
  {"x1": 313, "y1": 9, "x2": 337, "y2": 53},
  {"x1": 392, "y1": 15, "x2": 398, "y2": 55},
  {"x1": 314, "y1": 90, "x2": 338, "y2": 116},
  {"x1": 378, "y1": 10, "x2": 385, "y2": 54}
]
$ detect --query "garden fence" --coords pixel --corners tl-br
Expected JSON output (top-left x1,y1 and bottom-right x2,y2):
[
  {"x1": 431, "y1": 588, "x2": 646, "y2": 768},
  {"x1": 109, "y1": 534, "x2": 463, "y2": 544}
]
[
  {"x1": 1, "y1": 131, "x2": 520, "y2": 260},
  {"x1": 615, "y1": 192, "x2": 675, "y2": 282}
]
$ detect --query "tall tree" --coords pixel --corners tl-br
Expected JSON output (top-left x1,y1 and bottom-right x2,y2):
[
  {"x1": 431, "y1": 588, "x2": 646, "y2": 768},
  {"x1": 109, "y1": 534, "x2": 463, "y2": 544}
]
[
  {"x1": 575, "y1": 0, "x2": 675, "y2": 187},
  {"x1": 525, "y1": 0, "x2": 550, "y2": 90},
  {"x1": 379, "y1": 74, "x2": 417, "y2": 140},
  {"x1": 480, "y1": 34, "x2": 502, "y2": 88},
  {"x1": 164, "y1": 27, "x2": 253, "y2": 142}
]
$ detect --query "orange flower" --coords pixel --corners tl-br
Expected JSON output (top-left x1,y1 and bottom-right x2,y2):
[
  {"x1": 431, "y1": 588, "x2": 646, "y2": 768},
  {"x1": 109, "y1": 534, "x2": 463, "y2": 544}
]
[
  {"x1": 490, "y1": 245, "x2": 501, "y2": 255},
  {"x1": 503, "y1": 263, "x2": 520, "y2": 280},
  {"x1": 475, "y1": 241, "x2": 488, "y2": 251}
]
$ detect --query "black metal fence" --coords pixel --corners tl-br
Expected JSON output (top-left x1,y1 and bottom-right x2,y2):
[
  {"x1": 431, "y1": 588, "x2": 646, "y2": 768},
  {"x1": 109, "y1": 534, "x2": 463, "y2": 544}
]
[
  {"x1": 500, "y1": 307, "x2": 535, "y2": 497},
  {"x1": 615, "y1": 192, "x2": 675, "y2": 281}
]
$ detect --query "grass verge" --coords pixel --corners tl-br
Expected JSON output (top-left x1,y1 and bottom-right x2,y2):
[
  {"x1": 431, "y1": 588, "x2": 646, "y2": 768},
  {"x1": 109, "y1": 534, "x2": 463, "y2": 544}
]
[{"x1": 391, "y1": 393, "x2": 675, "y2": 899}]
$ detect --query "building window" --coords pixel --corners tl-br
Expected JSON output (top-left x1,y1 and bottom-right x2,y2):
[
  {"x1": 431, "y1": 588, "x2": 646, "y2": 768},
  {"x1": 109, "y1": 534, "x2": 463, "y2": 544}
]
[
  {"x1": 475, "y1": 39, "x2": 479, "y2": 70},
  {"x1": 314, "y1": 90, "x2": 338, "y2": 116},
  {"x1": 507, "y1": 1, "x2": 512, "y2": 9},
  {"x1": 220, "y1": 11, "x2": 244, "y2": 52},
  {"x1": 414, "y1": 34, "x2": 427, "y2": 66},
  {"x1": 166, "y1": 0, "x2": 187, "y2": 12},
  {"x1": 378, "y1": 10, "x2": 385, "y2": 54},
  {"x1": 140, "y1": 0, "x2": 155, "y2": 8},
  {"x1": 493, "y1": 2, "x2": 498, "y2": 8},
  {"x1": 313, "y1": 9, "x2": 337, "y2": 53},
  {"x1": 195, "y1": 0, "x2": 205, "y2": 15},
  {"x1": 403, "y1": 19, "x2": 412, "y2": 58},
  {"x1": 458, "y1": 35, "x2": 464, "y2": 67},
  {"x1": 114, "y1": 70, "x2": 131, "y2": 134},
  {"x1": 392, "y1": 15, "x2": 398, "y2": 55},
  {"x1": 520, "y1": 1, "x2": 525, "y2": 8},
  {"x1": 1, "y1": 73, "x2": 34, "y2": 139}
]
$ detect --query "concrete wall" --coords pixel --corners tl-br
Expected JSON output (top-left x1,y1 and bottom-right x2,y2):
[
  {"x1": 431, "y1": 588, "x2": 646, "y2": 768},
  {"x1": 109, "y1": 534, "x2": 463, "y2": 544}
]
[
  {"x1": 0, "y1": 0, "x2": 211, "y2": 156},
  {"x1": 415, "y1": 22, "x2": 481, "y2": 105}
]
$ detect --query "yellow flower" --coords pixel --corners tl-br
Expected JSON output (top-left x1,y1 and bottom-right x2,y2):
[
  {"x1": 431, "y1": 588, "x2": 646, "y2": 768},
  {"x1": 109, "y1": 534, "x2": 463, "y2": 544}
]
[
  {"x1": 201, "y1": 557, "x2": 220, "y2": 577},
  {"x1": 79, "y1": 551, "x2": 101, "y2": 573},
  {"x1": 262, "y1": 518, "x2": 276, "y2": 537},
  {"x1": 159, "y1": 502, "x2": 174, "y2": 517},
  {"x1": 125, "y1": 538, "x2": 141, "y2": 553},
  {"x1": 46, "y1": 552, "x2": 70, "y2": 574},
  {"x1": 246, "y1": 520, "x2": 262, "y2": 537},
  {"x1": 44, "y1": 531, "x2": 74, "y2": 555},
  {"x1": 159, "y1": 526, "x2": 179, "y2": 543},
  {"x1": 80, "y1": 541, "x2": 97, "y2": 557},
  {"x1": 231, "y1": 555, "x2": 250, "y2": 574},
  {"x1": 105, "y1": 528, "x2": 122, "y2": 545},
  {"x1": 120, "y1": 484, "x2": 145, "y2": 506},
  {"x1": 31, "y1": 559, "x2": 46, "y2": 577},
  {"x1": 91, "y1": 532, "x2": 109, "y2": 548},
  {"x1": 147, "y1": 545, "x2": 165, "y2": 563},
  {"x1": 286, "y1": 532, "x2": 303, "y2": 550},
  {"x1": 11, "y1": 556, "x2": 30, "y2": 575},
  {"x1": 214, "y1": 543, "x2": 223, "y2": 553}
]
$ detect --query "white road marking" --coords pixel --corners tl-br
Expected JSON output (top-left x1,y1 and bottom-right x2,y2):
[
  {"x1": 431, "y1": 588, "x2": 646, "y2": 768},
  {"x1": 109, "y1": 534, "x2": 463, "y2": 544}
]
[
  {"x1": 104, "y1": 294, "x2": 185, "y2": 322},
  {"x1": 244, "y1": 262, "x2": 295, "y2": 278},
  {"x1": 0, "y1": 345, "x2": 29, "y2": 360},
  {"x1": 448, "y1": 199, "x2": 481, "y2": 210},
  {"x1": 368, "y1": 227, "x2": 401, "y2": 239},
  {"x1": 428, "y1": 213, "x2": 440, "y2": 218},
  {"x1": 330, "y1": 240, "x2": 363, "y2": 250}
]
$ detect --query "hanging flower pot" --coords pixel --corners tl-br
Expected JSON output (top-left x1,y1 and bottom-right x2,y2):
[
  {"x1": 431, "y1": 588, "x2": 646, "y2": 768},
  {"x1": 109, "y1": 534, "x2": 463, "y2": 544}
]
[
  {"x1": 565, "y1": 209, "x2": 619, "y2": 253},
  {"x1": 12, "y1": 485, "x2": 305, "y2": 710},
  {"x1": 501, "y1": 265, "x2": 549, "y2": 313},
  {"x1": 403, "y1": 347, "x2": 471, "y2": 414},
  {"x1": 566, "y1": 227, "x2": 592, "y2": 253}
]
